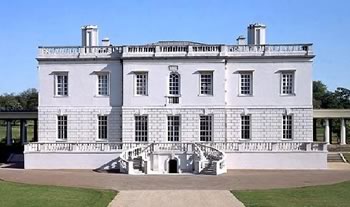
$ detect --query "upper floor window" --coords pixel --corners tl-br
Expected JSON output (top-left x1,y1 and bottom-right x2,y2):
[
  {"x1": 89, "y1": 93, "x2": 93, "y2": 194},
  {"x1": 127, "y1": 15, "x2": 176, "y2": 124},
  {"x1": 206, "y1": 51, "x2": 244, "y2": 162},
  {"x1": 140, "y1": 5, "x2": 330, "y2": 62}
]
[
  {"x1": 135, "y1": 115, "x2": 148, "y2": 142},
  {"x1": 55, "y1": 73, "x2": 68, "y2": 96},
  {"x1": 282, "y1": 115, "x2": 293, "y2": 139},
  {"x1": 169, "y1": 73, "x2": 180, "y2": 95},
  {"x1": 135, "y1": 72, "x2": 148, "y2": 96},
  {"x1": 200, "y1": 72, "x2": 213, "y2": 95},
  {"x1": 200, "y1": 115, "x2": 212, "y2": 141},
  {"x1": 57, "y1": 115, "x2": 67, "y2": 140},
  {"x1": 241, "y1": 115, "x2": 251, "y2": 139},
  {"x1": 281, "y1": 72, "x2": 294, "y2": 95},
  {"x1": 98, "y1": 115, "x2": 108, "y2": 140},
  {"x1": 168, "y1": 73, "x2": 180, "y2": 104},
  {"x1": 98, "y1": 74, "x2": 109, "y2": 96},
  {"x1": 240, "y1": 72, "x2": 253, "y2": 95}
]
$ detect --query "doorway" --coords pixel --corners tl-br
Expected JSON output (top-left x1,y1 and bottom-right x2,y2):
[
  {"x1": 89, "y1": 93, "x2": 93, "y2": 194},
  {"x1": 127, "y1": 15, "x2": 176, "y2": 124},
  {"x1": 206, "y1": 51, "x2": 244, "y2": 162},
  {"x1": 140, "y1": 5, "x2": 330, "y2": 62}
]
[{"x1": 168, "y1": 159, "x2": 178, "y2": 173}]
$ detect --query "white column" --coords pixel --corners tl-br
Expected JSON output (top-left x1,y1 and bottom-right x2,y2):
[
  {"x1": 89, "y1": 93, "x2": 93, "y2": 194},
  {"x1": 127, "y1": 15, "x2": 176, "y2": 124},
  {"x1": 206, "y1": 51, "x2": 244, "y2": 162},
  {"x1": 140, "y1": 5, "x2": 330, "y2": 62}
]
[
  {"x1": 340, "y1": 118, "x2": 346, "y2": 145},
  {"x1": 325, "y1": 119, "x2": 330, "y2": 144}
]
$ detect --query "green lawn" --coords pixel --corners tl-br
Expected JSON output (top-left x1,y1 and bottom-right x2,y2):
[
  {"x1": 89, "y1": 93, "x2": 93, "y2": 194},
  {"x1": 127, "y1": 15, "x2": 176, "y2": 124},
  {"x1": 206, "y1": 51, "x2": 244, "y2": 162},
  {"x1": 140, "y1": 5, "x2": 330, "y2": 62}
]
[
  {"x1": 232, "y1": 181, "x2": 350, "y2": 207},
  {"x1": 0, "y1": 180, "x2": 117, "y2": 207}
]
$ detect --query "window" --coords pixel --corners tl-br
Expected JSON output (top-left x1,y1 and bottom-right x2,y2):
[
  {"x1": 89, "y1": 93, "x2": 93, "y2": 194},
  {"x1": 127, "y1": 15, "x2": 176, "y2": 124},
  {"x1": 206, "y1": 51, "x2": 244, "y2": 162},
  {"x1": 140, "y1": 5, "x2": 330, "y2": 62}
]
[
  {"x1": 168, "y1": 73, "x2": 180, "y2": 104},
  {"x1": 55, "y1": 74, "x2": 68, "y2": 96},
  {"x1": 135, "y1": 115, "x2": 148, "y2": 142},
  {"x1": 241, "y1": 115, "x2": 251, "y2": 139},
  {"x1": 135, "y1": 72, "x2": 148, "y2": 96},
  {"x1": 167, "y1": 116, "x2": 180, "y2": 141},
  {"x1": 240, "y1": 72, "x2": 252, "y2": 95},
  {"x1": 200, "y1": 72, "x2": 213, "y2": 95},
  {"x1": 200, "y1": 115, "x2": 212, "y2": 141},
  {"x1": 283, "y1": 115, "x2": 293, "y2": 139},
  {"x1": 281, "y1": 72, "x2": 294, "y2": 95},
  {"x1": 57, "y1": 115, "x2": 67, "y2": 140},
  {"x1": 98, "y1": 74, "x2": 109, "y2": 96},
  {"x1": 98, "y1": 116, "x2": 108, "y2": 139}
]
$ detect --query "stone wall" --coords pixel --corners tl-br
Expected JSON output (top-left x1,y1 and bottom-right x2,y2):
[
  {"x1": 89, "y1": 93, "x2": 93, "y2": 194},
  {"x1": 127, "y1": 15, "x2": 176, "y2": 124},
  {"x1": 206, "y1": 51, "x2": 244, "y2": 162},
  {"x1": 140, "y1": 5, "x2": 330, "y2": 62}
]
[{"x1": 38, "y1": 106, "x2": 122, "y2": 142}]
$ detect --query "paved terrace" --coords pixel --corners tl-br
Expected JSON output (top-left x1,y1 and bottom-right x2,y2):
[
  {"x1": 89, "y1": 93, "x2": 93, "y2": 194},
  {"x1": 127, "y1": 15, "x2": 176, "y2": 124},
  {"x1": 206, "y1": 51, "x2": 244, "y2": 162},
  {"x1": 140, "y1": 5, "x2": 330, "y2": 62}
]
[{"x1": 1, "y1": 167, "x2": 350, "y2": 191}]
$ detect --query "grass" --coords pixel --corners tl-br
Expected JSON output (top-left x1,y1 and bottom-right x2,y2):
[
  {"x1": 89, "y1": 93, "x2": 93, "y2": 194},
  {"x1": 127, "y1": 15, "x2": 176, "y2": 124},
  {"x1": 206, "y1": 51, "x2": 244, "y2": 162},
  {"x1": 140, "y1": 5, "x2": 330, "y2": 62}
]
[
  {"x1": 232, "y1": 181, "x2": 350, "y2": 207},
  {"x1": 0, "y1": 180, "x2": 117, "y2": 207}
]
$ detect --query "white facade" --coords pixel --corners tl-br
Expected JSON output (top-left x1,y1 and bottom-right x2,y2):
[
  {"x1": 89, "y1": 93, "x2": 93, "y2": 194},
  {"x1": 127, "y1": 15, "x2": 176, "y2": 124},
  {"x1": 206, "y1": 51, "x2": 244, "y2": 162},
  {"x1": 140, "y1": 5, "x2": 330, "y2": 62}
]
[{"x1": 24, "y1": 24, "x2": 327, "y2": 173}]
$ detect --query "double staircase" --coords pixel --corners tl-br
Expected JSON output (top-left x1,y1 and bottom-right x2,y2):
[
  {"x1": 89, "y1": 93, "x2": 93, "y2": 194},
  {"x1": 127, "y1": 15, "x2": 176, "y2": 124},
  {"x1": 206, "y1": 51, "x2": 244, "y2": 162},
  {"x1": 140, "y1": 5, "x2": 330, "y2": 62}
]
[{"x1": 119, "y1": 142, "x2": 227, "y2": 175}]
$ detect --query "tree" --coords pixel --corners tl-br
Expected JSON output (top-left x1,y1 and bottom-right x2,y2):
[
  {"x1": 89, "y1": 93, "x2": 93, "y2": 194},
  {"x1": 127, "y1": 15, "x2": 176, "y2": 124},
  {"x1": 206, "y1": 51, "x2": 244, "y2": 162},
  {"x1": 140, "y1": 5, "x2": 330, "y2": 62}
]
[
  {"x1": 313, "y1": 81, "x2": 350, "y2": 109},
  {"x1": 0, "y1": 88, "x2": 38, "y2": 111}
]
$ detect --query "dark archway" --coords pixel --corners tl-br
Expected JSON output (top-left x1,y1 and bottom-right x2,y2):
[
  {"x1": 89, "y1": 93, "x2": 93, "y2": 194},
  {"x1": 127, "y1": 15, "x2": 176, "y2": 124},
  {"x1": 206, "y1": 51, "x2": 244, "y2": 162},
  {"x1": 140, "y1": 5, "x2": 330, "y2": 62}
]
[{"x1": 168, "y1": 159, "x2": 178, "y2": 173}]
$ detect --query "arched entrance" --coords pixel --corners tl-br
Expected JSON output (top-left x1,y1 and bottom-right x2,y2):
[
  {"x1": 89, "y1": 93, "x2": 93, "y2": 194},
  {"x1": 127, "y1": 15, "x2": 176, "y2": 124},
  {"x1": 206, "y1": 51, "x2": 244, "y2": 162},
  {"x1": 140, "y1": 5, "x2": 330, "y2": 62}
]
[{"x1": 168, "y1": 159, "x2": 178, "y2": 173}]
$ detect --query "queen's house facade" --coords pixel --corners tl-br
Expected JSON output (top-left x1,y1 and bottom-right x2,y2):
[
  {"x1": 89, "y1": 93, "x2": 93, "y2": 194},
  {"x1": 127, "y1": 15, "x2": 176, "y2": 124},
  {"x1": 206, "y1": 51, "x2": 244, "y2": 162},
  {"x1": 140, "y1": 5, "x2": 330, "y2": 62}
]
[{"x1": 24, "y1": 24, "x2": 327, "y2": 174}]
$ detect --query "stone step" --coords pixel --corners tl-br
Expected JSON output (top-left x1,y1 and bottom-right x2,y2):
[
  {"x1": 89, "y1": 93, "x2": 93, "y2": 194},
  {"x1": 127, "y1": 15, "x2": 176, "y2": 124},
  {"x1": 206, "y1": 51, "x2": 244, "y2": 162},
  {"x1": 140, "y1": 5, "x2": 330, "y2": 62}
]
[{"x1": 327, "y1": 153, "x2": 345, "y2": 162}]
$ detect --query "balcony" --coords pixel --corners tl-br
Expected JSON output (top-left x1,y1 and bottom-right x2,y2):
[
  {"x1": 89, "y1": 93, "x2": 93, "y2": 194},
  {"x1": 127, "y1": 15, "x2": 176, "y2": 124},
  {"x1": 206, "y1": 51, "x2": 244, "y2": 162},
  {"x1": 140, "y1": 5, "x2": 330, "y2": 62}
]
[{"x1": 37, "y1": 43, "x2": 313, "y2": 60}]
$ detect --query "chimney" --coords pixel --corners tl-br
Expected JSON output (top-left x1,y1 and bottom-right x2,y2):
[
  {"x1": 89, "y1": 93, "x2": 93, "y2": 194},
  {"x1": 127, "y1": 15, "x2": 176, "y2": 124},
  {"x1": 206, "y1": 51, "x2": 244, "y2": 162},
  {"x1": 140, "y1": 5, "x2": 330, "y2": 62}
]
[
  {"x1": 102, "y1": 37, "x2": 111, "y2": 46},
  {"x1": 81, "y1": 25, "x2": 99, "y2": 47},
  {"x1": 236, "y1": 35, "x2": 246, "y2": 45},
  {"x1": 247, "y1": 23, "x2": 266, "y2": 45}
]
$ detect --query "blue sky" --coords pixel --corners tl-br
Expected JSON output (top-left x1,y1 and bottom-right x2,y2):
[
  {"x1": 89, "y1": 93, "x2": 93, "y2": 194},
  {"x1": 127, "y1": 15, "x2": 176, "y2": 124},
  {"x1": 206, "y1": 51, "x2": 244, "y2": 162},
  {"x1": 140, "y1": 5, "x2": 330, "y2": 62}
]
[{"x1": 0, "y1": 0, "x2": 349, "y2": 93}]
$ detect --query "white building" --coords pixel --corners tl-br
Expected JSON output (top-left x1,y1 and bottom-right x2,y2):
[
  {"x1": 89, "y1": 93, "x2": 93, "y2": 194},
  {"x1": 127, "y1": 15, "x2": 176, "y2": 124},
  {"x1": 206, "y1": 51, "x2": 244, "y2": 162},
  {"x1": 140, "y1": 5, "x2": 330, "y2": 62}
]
[{"x1": 24, "y1": 24, "x2": 327, "y2": 174}]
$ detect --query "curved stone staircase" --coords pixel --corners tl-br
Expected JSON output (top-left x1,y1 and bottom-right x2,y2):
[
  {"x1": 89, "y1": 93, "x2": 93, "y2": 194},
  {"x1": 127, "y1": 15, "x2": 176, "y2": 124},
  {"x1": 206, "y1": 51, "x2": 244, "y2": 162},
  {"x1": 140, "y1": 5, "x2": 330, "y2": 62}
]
[{"x1": 119, "y1": 142, "x2": 226, "y2": 175}]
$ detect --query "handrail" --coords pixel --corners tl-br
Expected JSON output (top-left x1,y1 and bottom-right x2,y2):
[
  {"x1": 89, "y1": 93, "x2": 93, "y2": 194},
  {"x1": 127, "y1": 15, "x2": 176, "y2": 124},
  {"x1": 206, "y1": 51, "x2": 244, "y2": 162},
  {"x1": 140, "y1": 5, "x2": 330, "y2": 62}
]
[{"x1": 195, "y1": 143, "x2": 227, "y2": 175}]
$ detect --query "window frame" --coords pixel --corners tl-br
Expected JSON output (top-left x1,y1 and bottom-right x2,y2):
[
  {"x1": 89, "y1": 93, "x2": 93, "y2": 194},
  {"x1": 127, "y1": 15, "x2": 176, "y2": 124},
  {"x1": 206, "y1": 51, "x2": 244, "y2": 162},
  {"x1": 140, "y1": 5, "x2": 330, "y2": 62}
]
[
  {"x1": 96, "y1": 73, "x2": 110, "y2": 96},
  {"x1": 167, "y1": 115, "x2": 181, "y2": 142},
  {"x1": 57, "y1": 115, "x2": 68, "y2": 141},
  {"x1": 199, "y1": 115, "x2": 213, "y2": 142},
  {"x1": 282, "y1": 114, "x2": 293, "y2": 140},
  {"x1": 135, "y1": 115, "x2": 148, "y2": 142},
  {"x1": 280, "y1": 71, "x2": 295, "y2": 96},
  {"x1": 240, "y1": 115, "x2": 251, "y2": 140},
  {"x1": 199, "y1": 71, "x2": 213, "y2": 96},
  {"x1": 239, "y1": 72, "x2": 253, "y2": 96},
  {"x1": 134, "y1": 72, "x2": 148, "y2": 96},
  {"x1": 97, "y1": 115, "x2": 108, "y2": 140},
  {"x1": 54, "y1": 73, "x2": 69, "y2": 97}
]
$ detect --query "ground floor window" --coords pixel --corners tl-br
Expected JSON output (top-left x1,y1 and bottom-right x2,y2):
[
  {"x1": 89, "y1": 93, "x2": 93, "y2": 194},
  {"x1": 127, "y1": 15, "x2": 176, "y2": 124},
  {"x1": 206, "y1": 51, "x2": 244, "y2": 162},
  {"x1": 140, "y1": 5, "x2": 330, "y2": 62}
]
[
  {"x1": 200, "y1": 115, "x2": 212, "y2": 141},
  {"x1": 283, "y1": 115, "x2": 293, "y2": 139},
  {"x1": 135, "y1": 115, "x2": 148, "y2": 142},
  {"x1": 57, "y1": 115, "x2": 67, "y2": 140},
  {"x1": 241, "y1": 115, "x2": 251, "y2": 139},
  {"x1": 98, "y1": 115, "x2": 108, "y2": 139},
  {"x1": 167, "y1": 115, "x2": 180, "y2": 141}
]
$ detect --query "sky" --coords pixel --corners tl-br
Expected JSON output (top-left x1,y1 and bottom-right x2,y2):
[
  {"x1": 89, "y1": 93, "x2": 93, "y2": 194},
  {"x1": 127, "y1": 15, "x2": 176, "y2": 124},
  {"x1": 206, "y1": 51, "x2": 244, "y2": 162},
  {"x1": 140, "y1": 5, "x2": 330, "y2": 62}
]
[{"x1": 0, "y1": 0, "x2": 349, "y2": 94}]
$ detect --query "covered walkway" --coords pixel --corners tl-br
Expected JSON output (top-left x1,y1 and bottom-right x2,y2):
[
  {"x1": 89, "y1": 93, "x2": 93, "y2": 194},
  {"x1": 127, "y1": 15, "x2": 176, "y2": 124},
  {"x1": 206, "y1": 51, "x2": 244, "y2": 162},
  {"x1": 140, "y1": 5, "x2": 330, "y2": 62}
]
[
  {"x1": 313, "y1": 109, "x2": 350, "y2": 145},
  {"x1": 0, "y1": 111, "x2": 38, "y2": 145}
]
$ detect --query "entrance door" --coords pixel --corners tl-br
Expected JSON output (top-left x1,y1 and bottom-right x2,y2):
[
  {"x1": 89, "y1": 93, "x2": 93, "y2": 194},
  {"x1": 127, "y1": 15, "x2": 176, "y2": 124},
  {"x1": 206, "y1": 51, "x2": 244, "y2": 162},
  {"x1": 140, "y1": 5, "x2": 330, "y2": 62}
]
[{"x1": 169, "y1": 159, "x2": 178, "y2": 173}]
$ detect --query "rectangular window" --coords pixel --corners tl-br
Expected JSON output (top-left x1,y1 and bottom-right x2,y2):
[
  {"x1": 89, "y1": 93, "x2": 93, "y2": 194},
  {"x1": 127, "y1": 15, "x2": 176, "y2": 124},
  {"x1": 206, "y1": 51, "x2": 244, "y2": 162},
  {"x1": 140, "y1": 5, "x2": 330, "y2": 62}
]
[
  {"x1": 55, "y1": 74, "x2": 68, "y2": 96},
  {"x1": 98, "y1": 74, "x2": 109, "y2": 96},
  {"x1": 135, "y1": 72, "x2": 148, "y2": 96},
  {"x1": 135, "y1": 115, "x2": 148, "y2": 142},
  {"x1": 241, "y1": 115, "x2": 251, "y2": 139},
  {"x1": 167, "y1": 116, "x2": 180, "y2": 141},
  {"x1": 281, "y1": 72, "x2": 294, "y2": 95},
  {"x1": 240, "y1": 72, "x2": 252, "y2": 95},
  {"x1": 98, "y1": 116, "x2": 108, "y2": 139},
  {"x1": 200, "y1": 72, "x2": 213, "y2": 95},
  {"x1": 57, "y1": 115, "x2": 67, "y2": 140},
  {"x1": 283, "y1": 115, "x2": 293, "y2": 139},
  {"x1": 200, "y1": 115, "x2": 212, "y2": 141}
]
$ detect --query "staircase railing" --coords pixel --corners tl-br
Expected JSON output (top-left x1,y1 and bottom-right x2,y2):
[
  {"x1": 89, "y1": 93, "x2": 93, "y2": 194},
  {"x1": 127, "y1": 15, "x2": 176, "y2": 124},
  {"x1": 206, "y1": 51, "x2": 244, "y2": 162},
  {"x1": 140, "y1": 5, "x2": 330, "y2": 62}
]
[
  {"x1": 193, "y1": 143, "x2": 207, "y2": 173},
  {"x1": 196, "y1": 143, "x2": 227, "y2": 175},
  {"x1": 119, "y1": 143, "x2": 149, "y2": 174}
]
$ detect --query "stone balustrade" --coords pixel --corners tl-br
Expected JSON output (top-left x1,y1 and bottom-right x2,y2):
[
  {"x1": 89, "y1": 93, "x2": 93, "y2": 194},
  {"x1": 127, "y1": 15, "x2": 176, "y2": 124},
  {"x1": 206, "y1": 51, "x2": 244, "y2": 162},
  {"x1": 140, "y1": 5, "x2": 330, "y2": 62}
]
[
  {"x1": 24, "y1": 141, "x2": 326, "y2": 153},
  {"x1": 37, "y1": 43, "x2": 313, "y2": 59}
]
